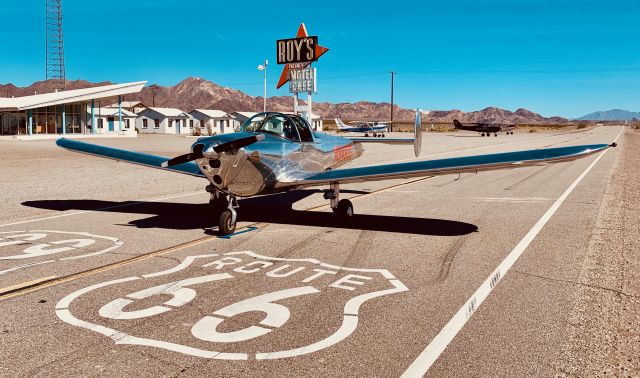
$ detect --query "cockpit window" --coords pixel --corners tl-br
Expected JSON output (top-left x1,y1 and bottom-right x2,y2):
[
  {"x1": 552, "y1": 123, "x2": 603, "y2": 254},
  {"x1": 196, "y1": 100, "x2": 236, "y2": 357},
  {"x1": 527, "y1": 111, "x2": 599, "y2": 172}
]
[
  {"x1": 290, "y1": 116, "x2": 314, "y2": 142},
  {"x1": 243, "y1": 113, "x2": 300, "y2": 141},
  {"x1": 241, "y1": 114, "x2": 265, "y2": 132}
]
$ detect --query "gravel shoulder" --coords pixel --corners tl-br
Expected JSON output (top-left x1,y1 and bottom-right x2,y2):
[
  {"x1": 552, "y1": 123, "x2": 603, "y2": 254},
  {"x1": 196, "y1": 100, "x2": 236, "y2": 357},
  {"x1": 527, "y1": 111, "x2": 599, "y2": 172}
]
[{"x1": 559, "y1": 129, "x2": 640, "y2": 376}]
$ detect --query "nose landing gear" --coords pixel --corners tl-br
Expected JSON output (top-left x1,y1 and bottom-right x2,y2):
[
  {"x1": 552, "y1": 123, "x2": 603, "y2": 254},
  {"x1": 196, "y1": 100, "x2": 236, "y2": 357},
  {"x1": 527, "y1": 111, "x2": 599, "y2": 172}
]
[{"x1": 207, "y1": 185, "x2": 238, "y2": 235}]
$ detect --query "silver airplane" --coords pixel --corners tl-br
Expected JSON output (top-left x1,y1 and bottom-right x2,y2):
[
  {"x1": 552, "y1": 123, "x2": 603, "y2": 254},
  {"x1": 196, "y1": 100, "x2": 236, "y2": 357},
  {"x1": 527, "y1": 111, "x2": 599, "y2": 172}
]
[{"x1": 57, "y1": 110, "x2": 614, "y2": 235}]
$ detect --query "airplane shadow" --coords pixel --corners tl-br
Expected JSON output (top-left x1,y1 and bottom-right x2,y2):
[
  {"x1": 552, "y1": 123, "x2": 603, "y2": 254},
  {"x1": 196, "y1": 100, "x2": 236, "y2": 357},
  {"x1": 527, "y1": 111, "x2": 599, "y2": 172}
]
[{"x1": 22, "y1": 190, "x2": 478, "y2": 237}]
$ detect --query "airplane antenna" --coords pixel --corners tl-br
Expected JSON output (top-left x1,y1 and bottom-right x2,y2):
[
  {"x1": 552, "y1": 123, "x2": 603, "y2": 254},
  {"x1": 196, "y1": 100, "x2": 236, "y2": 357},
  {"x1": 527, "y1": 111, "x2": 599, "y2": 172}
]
[{"x1": 45, "y1": 0, "x2": 66, "y2": 91}]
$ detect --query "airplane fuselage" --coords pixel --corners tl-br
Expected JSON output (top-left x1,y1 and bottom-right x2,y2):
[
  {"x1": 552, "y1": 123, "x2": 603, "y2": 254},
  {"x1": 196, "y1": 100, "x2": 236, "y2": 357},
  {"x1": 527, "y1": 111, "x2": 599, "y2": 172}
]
[
  {"x1": 338, "y1": 125, "x2": 389, "y2": 133},
  {"x1": 191, "y1": 131, "x2": 363, "y2": 197}
]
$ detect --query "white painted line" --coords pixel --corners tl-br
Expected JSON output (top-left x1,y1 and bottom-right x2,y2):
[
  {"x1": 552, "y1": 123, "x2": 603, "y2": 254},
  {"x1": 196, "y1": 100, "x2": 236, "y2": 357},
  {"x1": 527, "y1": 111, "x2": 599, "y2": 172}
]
[
  {"x1": 0, "y1": 191, "x2": 202, "y2": 228},
  {"x1": 401, "y1": 127, "x2": 623, "y2": 377}
]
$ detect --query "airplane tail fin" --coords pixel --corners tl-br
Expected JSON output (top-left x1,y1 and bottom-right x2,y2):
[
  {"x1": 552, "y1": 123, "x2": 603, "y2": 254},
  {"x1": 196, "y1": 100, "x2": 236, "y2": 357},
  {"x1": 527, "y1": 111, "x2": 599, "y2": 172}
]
[
  {"x1": 334, "y1": 118, "x2": 347, "y2": 129},
  {"x1": 453, "y1": 119, "x2": 462, "y2": 128}
]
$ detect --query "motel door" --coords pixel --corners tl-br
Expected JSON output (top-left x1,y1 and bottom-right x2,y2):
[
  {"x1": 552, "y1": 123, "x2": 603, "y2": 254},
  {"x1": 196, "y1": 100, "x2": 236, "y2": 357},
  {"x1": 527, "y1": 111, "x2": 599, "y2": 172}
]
[
  {"x1": 176, "y1": 120, "x2": 181, "y2": 134},
  {"x1": 107, "y1": 117, "x2": 115, "y2": 132}
]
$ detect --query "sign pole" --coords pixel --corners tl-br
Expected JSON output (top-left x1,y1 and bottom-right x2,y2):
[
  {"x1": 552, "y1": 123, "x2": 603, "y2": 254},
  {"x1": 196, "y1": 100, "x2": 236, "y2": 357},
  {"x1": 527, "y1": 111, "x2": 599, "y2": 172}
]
[{"x1": 306, "y1": 91, "x2": 313, "y2": 125}]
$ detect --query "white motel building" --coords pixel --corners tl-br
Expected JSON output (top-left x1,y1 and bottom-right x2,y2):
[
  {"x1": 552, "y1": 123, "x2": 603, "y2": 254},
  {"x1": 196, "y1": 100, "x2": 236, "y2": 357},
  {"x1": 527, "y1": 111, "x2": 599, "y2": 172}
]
[
  {"x1": 188, "y1": 109, "x2": 239, "y2": 135},
  {"x1": 136, "y1": 107, "x2": 195, "y2": 135},
  {"x1": 0, "y1": 81, "x2": 146, "y2": 138}
]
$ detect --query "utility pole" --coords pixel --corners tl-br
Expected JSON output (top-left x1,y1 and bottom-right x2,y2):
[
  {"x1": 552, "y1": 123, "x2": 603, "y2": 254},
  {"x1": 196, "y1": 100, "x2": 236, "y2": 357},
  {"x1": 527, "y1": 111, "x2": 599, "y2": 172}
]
[
  {"x1": 390, "y1": 71, "x2": 395, "y2": 132},
  {"x1": 150, "y1": 84, "x2": 158, "y2": 107}
]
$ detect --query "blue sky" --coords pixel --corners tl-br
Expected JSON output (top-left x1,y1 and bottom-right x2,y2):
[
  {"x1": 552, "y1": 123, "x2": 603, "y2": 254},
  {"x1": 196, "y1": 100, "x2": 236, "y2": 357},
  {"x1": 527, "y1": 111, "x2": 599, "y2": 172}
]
[{"x1": 1, "y1": 0, "x2": 638, "y2": 117}]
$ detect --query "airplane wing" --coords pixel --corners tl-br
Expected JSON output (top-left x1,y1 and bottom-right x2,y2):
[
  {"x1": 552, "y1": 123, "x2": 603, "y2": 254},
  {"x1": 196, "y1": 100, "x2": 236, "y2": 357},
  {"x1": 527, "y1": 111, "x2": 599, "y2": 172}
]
[
  {"x1": 290, "y1": 143, "x2": 613, "y2": 186},
  {"x1": 345, "y1": 137, "x2": 413, "y2": 144},
  {"x1": 56, "y1": 138, "x2": 205, "y2": 177}
]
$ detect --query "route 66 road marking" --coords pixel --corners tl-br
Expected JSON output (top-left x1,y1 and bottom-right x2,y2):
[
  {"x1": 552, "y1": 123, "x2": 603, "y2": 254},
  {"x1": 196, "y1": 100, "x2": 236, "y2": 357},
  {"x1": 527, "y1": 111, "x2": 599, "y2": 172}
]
[
  {"x1": 56, "y1": 251, "x2": 408, "y2": 360},
  {"x1": 0, "y1": 230, "x2": 123, "y2": 276}
]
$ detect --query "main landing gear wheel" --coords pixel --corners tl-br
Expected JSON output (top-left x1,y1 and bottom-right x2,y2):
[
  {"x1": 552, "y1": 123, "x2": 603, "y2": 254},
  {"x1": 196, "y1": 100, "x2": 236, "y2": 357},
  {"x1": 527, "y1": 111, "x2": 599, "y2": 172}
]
[
  {"x1": 494, "y1": 133, "x2": 498, "y2": 137},
  {"x1": 364, "y1": 133, "x2": 369, "y2": 137},
  {"x1": 219, "y1": 210, "x2": 236, "y2": 235},
  {"x1": 333, "y1": 199, "x2": 354, "y2": 218},
  {"x1": 481, "y1": 133, "x2": 485, "y2": 137}
]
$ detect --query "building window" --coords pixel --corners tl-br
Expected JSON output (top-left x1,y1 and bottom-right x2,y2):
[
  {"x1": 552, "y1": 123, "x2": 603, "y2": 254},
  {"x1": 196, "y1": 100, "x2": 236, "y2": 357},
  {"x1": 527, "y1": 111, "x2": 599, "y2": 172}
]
[
  {"x1": 98, "y1": 119, "x2": 104, "y2": 129},
  {"x1": 190, "y1": 120, "x2": 194, "y2": 128},
  {"x1": 168, "y1": 119, "x2": 173, "y2": 128},
  {"x1": 154, "y1": 119, "x2": 159, "y2": 128},
  {"x1": 125, "y1": 119, "x2": 130, "y2": 129},
  {"x1": 142, "y1": 119, "x2": 148, "y2": 128}
]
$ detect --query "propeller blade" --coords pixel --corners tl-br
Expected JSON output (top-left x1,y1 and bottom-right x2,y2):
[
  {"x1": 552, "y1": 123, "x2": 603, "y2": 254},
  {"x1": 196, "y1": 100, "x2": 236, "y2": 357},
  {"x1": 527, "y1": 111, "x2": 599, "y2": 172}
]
[
  {"x1": 161, "y1": 144, "x2": 204, "y2": 167},
  {"x1": 213, "y1": 134, "x2": 265, "y2": 153}
]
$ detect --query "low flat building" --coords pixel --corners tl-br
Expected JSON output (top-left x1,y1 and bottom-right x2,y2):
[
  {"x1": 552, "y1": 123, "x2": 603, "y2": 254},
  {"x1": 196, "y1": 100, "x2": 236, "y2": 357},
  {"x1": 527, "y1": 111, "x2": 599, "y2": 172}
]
[
  {"x1": 89, "y1": 107, "x2": 137, "y2": 135},
  {"x1": 136, "y1": 107, "x2": 194, "y2": 135},
  {"x1": 0, "y1": 81, "x2": 147, "y2": 138},
  {"x1": 189, "y1": 109, "x2": 238, "y2": 135}
]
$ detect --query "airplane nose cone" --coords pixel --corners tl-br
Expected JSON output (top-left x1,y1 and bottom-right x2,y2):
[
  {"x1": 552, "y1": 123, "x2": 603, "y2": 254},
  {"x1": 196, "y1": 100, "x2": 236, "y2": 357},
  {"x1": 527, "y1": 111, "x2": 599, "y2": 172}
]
[{"x1": 202, "y1": 143, "x2": 220, "y2": 159}]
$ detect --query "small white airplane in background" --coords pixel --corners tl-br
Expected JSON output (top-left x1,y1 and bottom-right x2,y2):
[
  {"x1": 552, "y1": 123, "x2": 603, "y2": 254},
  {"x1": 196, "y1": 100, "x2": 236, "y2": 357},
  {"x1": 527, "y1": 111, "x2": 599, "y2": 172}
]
[{"x1": 335, "y1": 118, "x2": 391, "y2": 137}]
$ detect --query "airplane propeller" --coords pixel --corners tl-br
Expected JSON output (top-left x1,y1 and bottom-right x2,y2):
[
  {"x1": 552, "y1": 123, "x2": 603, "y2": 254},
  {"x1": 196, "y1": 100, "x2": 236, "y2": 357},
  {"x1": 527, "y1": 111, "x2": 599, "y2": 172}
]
[
  {"x1": 212, "y1": 134, "x2": 265, "y2": 153},
  {"x1": 161, "y1": 134, "x2": 265, "y2": 167},
  {"x1": 161, "y1": 143, "x2": 205, "y2": 167}
]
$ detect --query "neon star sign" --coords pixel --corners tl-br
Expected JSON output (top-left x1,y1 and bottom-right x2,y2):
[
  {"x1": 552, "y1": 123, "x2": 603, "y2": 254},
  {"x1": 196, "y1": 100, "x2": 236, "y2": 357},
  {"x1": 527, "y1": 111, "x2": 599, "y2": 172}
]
[{"x1": 276, "y1": 23, "x2": 329, "y2": 89}]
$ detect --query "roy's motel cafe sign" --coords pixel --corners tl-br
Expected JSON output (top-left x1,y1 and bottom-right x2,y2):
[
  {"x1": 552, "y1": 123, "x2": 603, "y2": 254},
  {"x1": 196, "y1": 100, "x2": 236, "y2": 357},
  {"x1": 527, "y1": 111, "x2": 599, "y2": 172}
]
[{"x1": 276, "y1": 23, "x2": 329, "y2": 93}]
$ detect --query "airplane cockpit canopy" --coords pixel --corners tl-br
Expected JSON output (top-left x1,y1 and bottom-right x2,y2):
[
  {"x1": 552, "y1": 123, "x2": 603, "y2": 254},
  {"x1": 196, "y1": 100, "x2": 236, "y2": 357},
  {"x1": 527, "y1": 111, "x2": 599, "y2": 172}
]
[{"x1": 242, "y1": 112, "x2": 314, "y2": 142}]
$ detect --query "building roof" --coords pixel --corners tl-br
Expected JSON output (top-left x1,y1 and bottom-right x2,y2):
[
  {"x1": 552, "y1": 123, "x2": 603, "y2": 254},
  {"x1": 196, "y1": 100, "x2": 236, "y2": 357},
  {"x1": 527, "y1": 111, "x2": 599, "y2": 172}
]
[
  {"x1": 232, "y1": 111, "x2": 259, "y2": 118},
  {"x1": 86, "y1": 107, "x2": 137, "y2": 117},
  {"x1": 0, "y1": 81, "x2": 147, "y2": 112},
  {"x1": 145, "y1": 107, "x2": 191, "y2": 118},
  {"x1": 190, "y1": 109, "x2": 235, "y2": 119},
  {"x1": 106, "y1": 100, "x2": 143, "y2": 108}
]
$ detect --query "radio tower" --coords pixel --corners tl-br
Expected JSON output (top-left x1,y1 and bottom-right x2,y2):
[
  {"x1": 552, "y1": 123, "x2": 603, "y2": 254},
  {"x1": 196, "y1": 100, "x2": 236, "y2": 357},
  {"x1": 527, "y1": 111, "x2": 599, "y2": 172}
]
[{"x1": 45, "y1": 0, "x2": 65, "y2": 91}]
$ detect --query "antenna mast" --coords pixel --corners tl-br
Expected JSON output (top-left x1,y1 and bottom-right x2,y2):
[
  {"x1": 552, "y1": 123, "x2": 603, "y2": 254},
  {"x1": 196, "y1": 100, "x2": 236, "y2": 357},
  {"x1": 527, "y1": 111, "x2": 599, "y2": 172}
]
[{"x1": 45, "y1": 0, "x2": 65, "y2": 91}]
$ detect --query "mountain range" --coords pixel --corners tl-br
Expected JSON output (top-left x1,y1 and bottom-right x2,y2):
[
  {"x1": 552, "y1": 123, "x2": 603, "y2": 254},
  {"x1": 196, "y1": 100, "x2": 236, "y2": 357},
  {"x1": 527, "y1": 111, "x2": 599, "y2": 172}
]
[
  {"x1": 576, "y1": 109, "x2": 640, "y2": 121},
  {"x1": 1, "y1": 77, "x2": 571, "y2": 124}
]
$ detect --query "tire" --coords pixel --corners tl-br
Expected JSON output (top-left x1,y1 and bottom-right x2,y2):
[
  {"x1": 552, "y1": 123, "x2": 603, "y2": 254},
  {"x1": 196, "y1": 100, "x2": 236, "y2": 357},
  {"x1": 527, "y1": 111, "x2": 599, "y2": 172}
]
[
  {"x1": 364, "y1": 133, "x2": 369, "y2": 137},
  {"x1": 382, "y1": 134, "x2": 386, "y2": 137},
  {"x1": 333, "y1": 199, "x2": 354, "y2": 218},
  {"x1": 218, "y1": 210, "x2": 236, "y2": 235}
]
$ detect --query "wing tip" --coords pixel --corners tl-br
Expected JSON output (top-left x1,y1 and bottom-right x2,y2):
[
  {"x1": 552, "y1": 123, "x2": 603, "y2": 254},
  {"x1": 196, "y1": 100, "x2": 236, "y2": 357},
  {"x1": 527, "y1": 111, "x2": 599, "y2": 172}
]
[{"x1": 160, "y1": 161, "x2": 169, "y2": 168}]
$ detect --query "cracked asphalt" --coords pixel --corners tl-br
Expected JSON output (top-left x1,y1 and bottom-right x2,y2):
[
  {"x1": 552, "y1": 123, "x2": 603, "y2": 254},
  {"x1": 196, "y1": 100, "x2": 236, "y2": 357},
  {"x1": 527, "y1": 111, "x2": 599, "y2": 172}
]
[{"x1": 0, "y1": 126, "x2": 637, "y2": 377}]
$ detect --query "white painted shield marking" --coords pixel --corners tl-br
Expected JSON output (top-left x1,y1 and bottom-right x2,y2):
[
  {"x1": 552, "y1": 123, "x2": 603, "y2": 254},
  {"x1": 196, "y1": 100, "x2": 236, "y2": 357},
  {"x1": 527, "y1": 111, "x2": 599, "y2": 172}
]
[
  {"x1": 0, "y1": 230, "x2": 123, "y2": 276},
  {"x1": 56, "y1": 251, "x2": 409, "y2": 360}
]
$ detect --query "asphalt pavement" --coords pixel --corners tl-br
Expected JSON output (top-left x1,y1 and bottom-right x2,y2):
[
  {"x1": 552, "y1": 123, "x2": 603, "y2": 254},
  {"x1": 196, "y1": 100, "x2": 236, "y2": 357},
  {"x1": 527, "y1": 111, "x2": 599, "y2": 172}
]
[{"x1": 0, "y1": 126, "x2": 636, "y2": 377}]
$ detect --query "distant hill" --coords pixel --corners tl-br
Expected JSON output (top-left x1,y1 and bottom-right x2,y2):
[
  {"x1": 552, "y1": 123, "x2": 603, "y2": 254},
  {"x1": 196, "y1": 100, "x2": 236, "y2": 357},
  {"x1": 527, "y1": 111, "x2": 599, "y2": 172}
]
[
  {"x1": 1, "y1": 77, "x2": 568, "y2": 124},
  {"x1": 576, "y1": 109, "x2": 640, "y2": 121}
]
